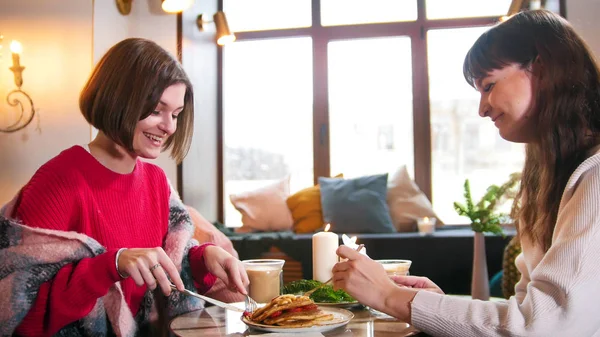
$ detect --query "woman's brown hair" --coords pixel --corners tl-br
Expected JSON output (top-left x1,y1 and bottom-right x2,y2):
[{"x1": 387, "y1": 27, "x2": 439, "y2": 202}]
[
  {"x1": 463, "y1": 10, "x2": 600, "y2": 251},
  {"x1": 80, "y1": 38, "x2": 193, "y2": 163}
]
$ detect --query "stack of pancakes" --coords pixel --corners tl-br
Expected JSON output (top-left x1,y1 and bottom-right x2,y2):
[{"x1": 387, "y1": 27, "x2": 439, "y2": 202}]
[{"x1": 249, "y1": 294, "x2": 334, "y2": 327}]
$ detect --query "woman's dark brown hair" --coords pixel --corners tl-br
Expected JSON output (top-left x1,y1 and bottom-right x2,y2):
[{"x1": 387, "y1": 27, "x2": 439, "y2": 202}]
[
  {"x1": 80, "y1": 38, "x2": 193, "y2": 163},
  {"x1": 463, "y1": 10, "x2": 600, "y2": 251}
]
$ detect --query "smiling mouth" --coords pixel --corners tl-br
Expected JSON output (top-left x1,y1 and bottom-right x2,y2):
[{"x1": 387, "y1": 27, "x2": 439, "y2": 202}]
[
  {"x1": 143, "y1": 132, "x2": 163, "y2": 144},
  {"x1": 491, "y1": 114, "x2": 503, "y2": 122}
]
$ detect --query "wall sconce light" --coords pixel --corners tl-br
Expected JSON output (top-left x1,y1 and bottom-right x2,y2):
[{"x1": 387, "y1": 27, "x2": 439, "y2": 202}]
[
  {"x1": 116, "y1": 0, "x2": 132, "y2": 15},
  {"x1": 161, "y1": 0, "x2": 194, "y2": 13},
  {"x1": 1, "y1": 38, "x2": 37, "y2": 133},
  {"x1": 197, "y1": 11, "x2": 236, "y2": 46},
  {"x1": 115, "y1": 0, "x2": 194, "y2": 15}
]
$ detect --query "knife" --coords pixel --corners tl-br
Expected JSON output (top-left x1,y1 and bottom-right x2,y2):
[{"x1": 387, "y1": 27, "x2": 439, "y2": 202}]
[{"x1": 170, "y1": 284, "x2": 245, "y2": 312}]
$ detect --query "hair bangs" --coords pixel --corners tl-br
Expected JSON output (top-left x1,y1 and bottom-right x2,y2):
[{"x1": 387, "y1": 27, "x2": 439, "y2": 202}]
[{"x1": 463, "y1": 30, "x2": 511, "y2": 88}]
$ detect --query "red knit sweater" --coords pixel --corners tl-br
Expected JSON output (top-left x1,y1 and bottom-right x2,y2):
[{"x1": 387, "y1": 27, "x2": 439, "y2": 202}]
[{"x1": 12, "y1": 146, "x2": 216, "y2": 336}]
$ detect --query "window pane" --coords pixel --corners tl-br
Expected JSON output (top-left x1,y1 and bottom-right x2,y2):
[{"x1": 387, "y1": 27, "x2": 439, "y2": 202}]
[
  {"x1": 428, "y1": 27, "x2": 525, "y2": 225},
  {"x1": 426, "y1": 0, "x2": 512, "y2": 19},
  {"x1": 222, "y1": 38, "x2": 314, "y2": 227},
  {"x1": 321, "y1": 0, "x2": 417, "y2": 26},
  {"x1": 224, "y1": 0, "x2": 311, "y2": 32},
  {"x1": 544, "y1": 0, "x2": 561, "y2": 14},
  {"x1": 329, "y1": 37, "x2": 414, "y2": 180}
]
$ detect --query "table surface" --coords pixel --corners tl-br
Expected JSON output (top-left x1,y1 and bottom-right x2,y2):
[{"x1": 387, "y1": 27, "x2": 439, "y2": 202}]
[{"x1": 170, "y1": 302, "x2": 422, "y2": 336}]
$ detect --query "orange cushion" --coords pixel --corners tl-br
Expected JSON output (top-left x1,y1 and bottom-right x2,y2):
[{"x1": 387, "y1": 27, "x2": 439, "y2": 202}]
[{"x1": 286, "y1": 174, "x2": 342, "y2": 233}]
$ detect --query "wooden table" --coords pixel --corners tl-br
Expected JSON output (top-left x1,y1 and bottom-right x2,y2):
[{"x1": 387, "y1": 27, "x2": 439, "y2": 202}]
[{"x1": 170, "y1": 303, "x2": 423, "y2": 336}]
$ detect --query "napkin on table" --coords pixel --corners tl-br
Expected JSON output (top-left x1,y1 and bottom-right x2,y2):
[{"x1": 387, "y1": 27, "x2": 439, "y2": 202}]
[{"x1": 342, "y1": 234, "x2": 368, "y2": 257}]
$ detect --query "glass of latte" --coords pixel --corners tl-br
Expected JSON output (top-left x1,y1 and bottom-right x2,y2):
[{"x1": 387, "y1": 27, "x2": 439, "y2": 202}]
[
  {"x1": 377, "y1": 259, "x2": 412, "y2": 276},
  {"x1": 242, "y1": 259, "x2": 285, "y2": 304}
]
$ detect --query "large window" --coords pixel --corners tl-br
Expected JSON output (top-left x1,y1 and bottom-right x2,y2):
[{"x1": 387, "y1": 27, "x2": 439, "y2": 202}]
[
  {"x1": 221, "y1": 0, "x2": 562, "y2": 227},
  {"x1": 427, "y1": 27, "x2": 525, "y2": 223},
  {"x1": 328, "y1": 37, "x2": 414, "y2": 179},
  {"x1": 222, "y1": 38, "x2": 314, "y2": 227}
]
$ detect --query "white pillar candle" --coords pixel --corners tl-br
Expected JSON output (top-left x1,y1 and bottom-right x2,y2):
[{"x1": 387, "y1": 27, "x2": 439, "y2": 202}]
[{"x1": 312, "y1": 224, "x2": 339, "y2": 282}]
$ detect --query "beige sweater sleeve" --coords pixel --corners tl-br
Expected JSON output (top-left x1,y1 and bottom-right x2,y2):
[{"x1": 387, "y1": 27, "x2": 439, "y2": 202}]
[{"x1": 410, "y1": 155, "x2": 600, "y2": 337}]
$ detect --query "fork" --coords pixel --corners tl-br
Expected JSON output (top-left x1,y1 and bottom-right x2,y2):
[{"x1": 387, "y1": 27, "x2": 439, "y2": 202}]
[
  {"x1": 244, "y1": 294, "x2": 258, "y2": 314},
  {"x1": 303, "y1": 276, "x2": 333, "y2": 297}
]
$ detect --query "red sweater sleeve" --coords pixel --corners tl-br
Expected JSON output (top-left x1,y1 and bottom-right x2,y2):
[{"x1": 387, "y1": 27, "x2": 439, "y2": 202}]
[
  {"x1": 189, "y1": 243, "x2": 218, "y2": 294},
  {"x1": 13, "y1": 164, "x2": 121, "y2": 336}
]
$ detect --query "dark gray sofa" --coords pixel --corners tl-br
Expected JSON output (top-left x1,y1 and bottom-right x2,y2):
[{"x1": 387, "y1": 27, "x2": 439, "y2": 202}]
[{"x1": 230, "y1": 226, "x2": 515, "y2": 295}]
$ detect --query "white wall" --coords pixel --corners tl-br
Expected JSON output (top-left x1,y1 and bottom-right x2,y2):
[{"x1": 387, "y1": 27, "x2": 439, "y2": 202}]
[
  {"x1": 181, "y1": 0, "x2": 220, "y2": 221},
  {"x1": 0, "y1": 0, "x2": 93, "y2": 204},
  {"x1": 0, "y1": 0, "x2": 178, "y2": 205},
  {"x1": 567, "y1": 1, "x2": 600, "y2": 61},
  {"x1": 93, "y1": 0, "x2": 178, "y2": 187}
]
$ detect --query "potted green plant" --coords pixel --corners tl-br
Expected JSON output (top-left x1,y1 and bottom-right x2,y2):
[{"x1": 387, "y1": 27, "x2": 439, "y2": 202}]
[{"x1": 453, "y1": 173, "x2": 520, "y2": 300}]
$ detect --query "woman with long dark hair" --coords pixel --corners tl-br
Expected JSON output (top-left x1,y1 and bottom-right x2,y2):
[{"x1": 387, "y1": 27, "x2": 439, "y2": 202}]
[{"x1": 332, "y1": 10, "x2": 600, "y2": 336}]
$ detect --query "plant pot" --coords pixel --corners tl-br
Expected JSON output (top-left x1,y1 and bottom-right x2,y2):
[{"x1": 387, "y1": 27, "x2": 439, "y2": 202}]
[{"x1": 471, "y1": 231, "x2": 490, "y2": 300}]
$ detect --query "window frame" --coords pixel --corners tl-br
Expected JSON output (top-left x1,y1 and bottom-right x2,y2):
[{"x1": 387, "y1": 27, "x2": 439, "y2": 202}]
[{"x1": 214, "y1": 0, "x2": 566, "y2": 222}]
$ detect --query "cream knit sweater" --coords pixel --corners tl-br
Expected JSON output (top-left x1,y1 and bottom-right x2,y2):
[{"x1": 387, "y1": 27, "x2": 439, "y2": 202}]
[{"x1": 411, "y1": 151, "x2": 600, "y2": 337}]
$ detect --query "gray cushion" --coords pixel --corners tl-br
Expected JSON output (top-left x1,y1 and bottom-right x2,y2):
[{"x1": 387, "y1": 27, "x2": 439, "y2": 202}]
[{"x1": 319, "y1": 174, "x2": 396, "y2": 233}]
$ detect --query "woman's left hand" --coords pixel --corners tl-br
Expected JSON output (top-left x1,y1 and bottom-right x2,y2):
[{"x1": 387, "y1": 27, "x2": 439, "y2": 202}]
[
  {"x1": 332, "y1": 246, "x2": 398, "y2": 308},
  {"x1": 332, "y1": 246, "x2": 417, "y2": 321},
  {"x1": 391, "y1": 275, "x2": 444, "y2": 294},
  {"x1": 203, "y1": 245, "x2": 249, "y2": 294}
]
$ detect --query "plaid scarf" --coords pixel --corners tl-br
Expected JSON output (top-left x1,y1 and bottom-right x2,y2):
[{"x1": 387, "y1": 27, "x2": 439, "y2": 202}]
[{"x1": 0, "y1": 194, "x2": 205, "y2": 337}]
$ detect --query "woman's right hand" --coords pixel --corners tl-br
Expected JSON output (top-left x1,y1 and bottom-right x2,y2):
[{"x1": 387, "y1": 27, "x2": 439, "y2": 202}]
[
  {"x1": 390, "y1": 275, "x2": 444, "y2": 295},
  {"x1": 117, "y1": 247, "x2": 185, "y2": 296}
]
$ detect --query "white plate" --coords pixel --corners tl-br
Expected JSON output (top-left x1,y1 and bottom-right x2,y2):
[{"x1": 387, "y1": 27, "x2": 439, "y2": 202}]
[{"x1": 241, "y1": 307, "x2": 354, "y2": 333}]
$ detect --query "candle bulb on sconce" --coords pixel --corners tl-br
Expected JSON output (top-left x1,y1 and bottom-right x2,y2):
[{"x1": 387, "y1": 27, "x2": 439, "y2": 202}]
[
  {"x1": 11, "y1": 40, "x2": 22, "y2": 65},
  {"x1": 1, "y1": 38, "x2": 37, "y2": 133},
  {"x1": 10, "y1": 40, "x2": 24, "y2": 88}
]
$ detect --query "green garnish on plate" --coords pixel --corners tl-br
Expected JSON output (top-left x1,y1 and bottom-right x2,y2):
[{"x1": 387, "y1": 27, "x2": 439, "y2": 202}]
[{"x1": 282, "y1": 279, "x2": 356, "y2": 303}]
